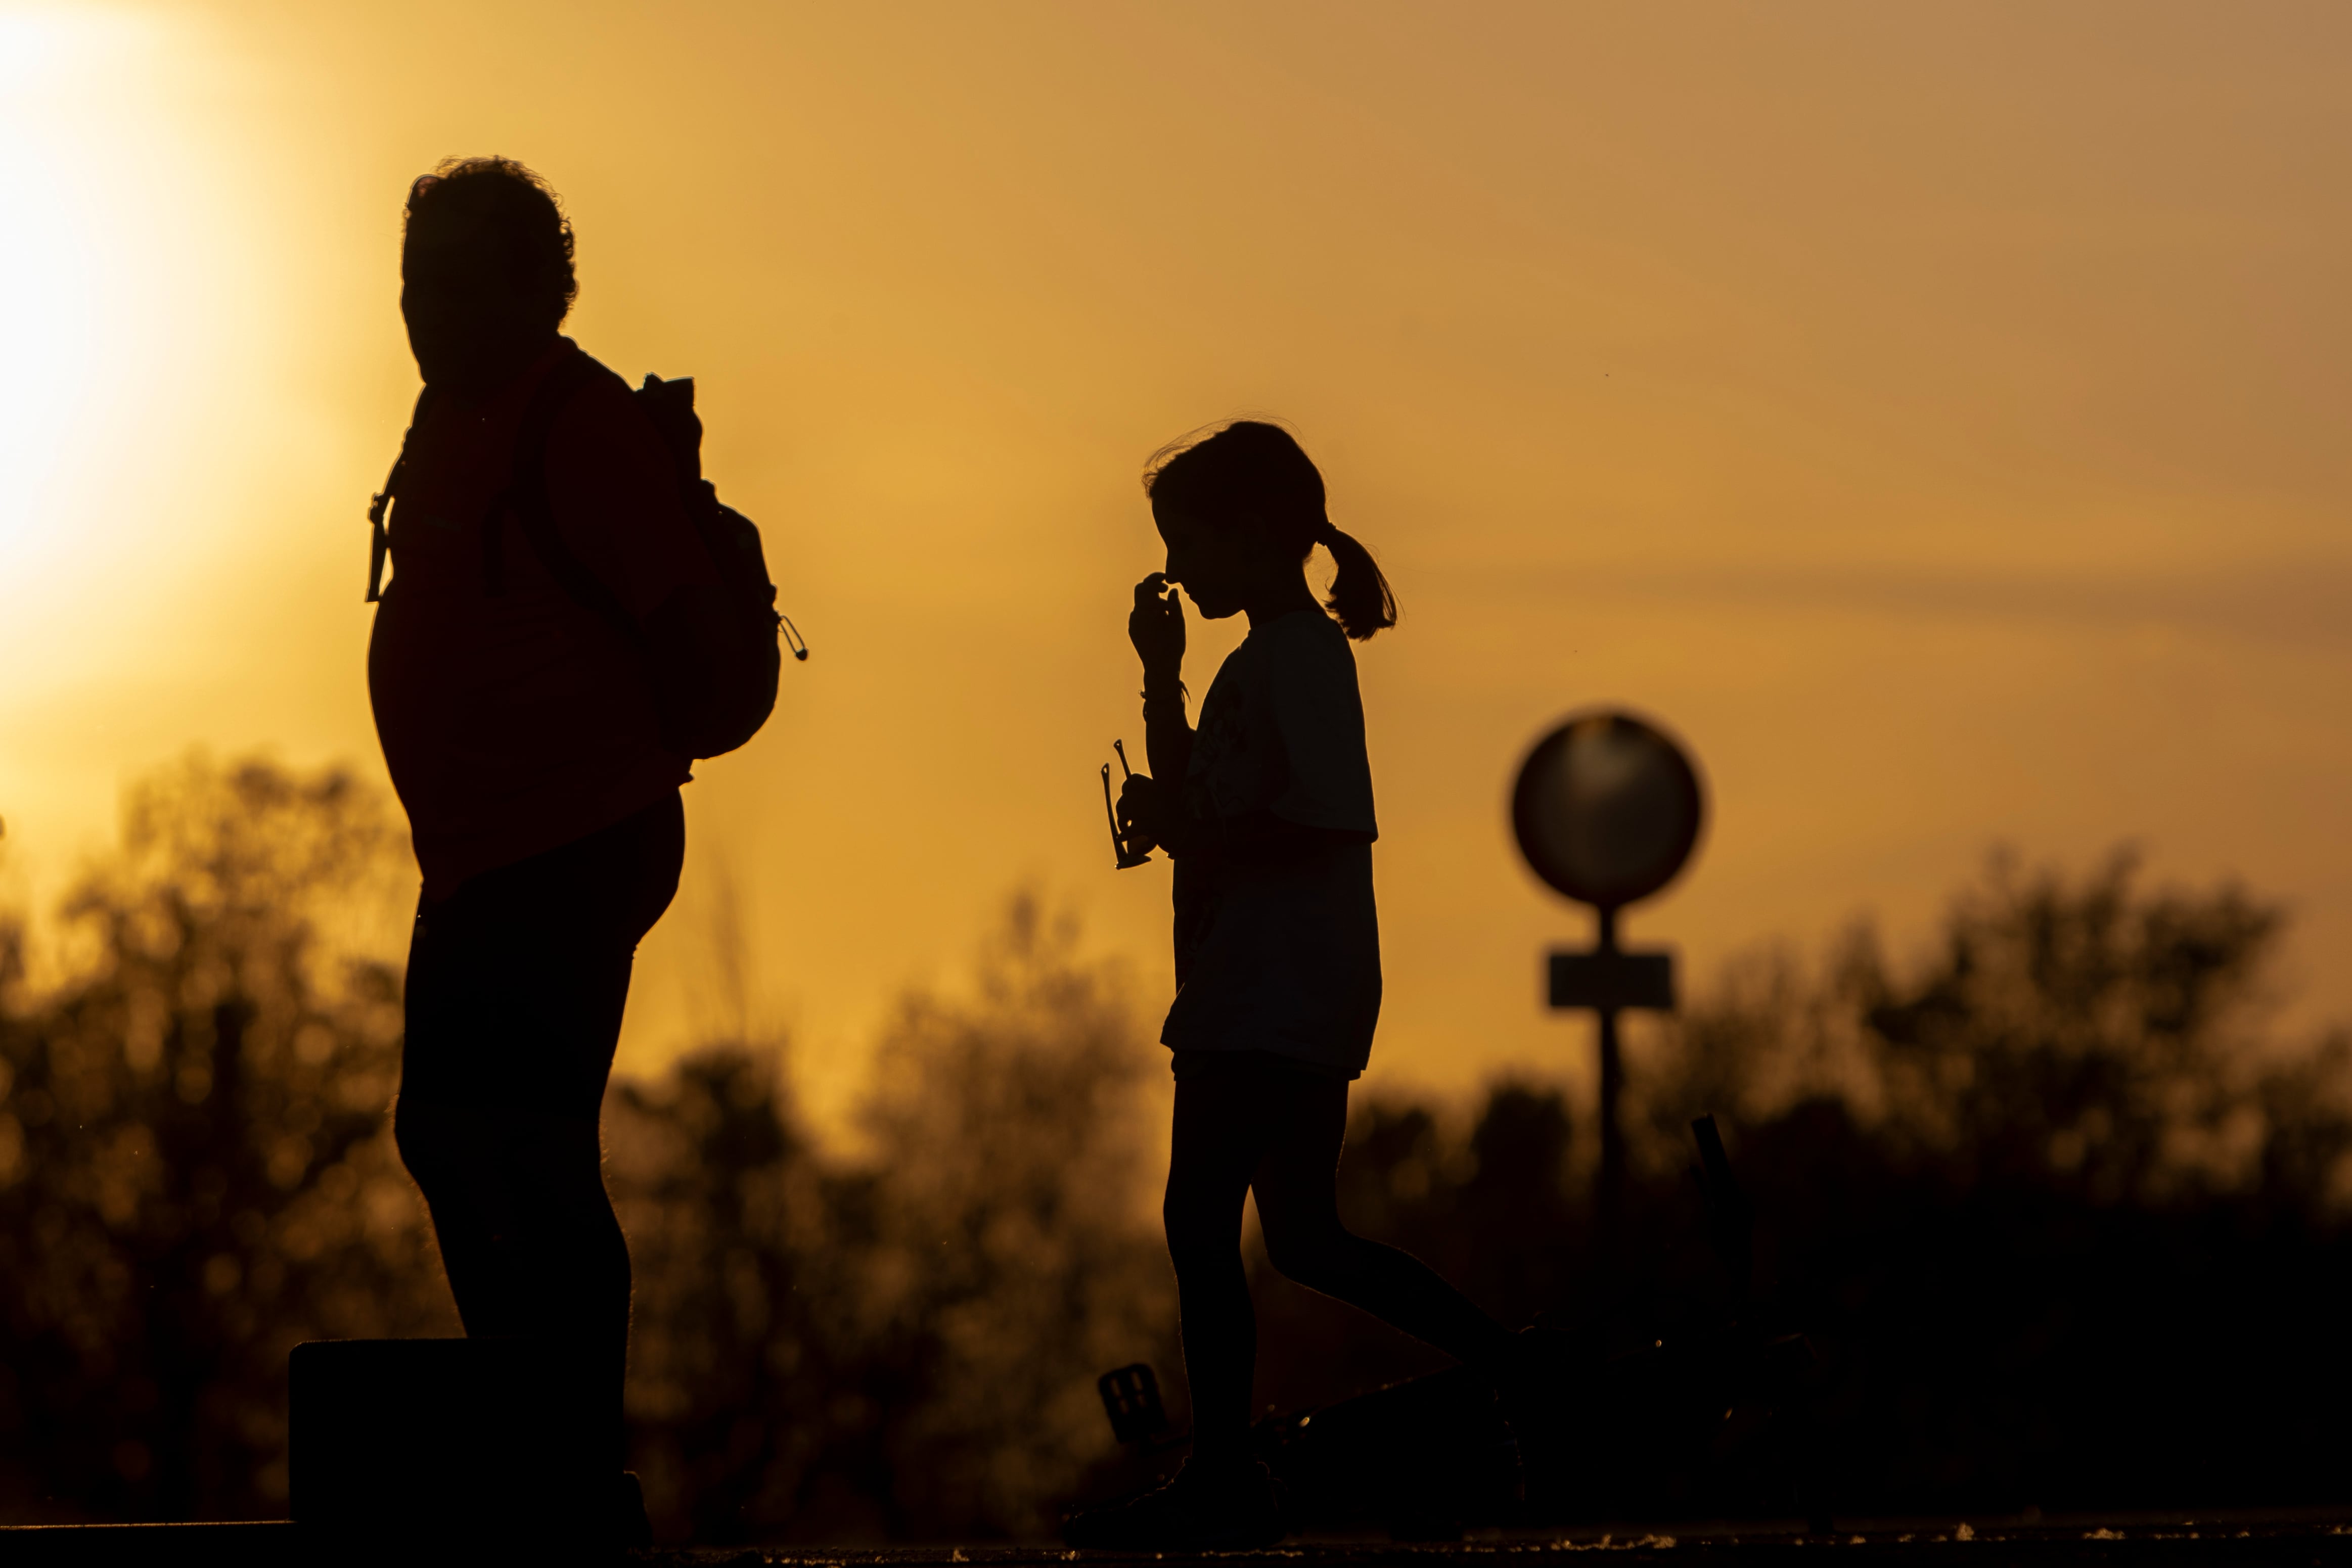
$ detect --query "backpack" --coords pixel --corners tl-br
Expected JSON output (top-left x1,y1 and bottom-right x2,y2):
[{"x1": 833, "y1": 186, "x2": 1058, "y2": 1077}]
[{"x1": 367, "y1": 355, "x2": 803, "y2": 761}]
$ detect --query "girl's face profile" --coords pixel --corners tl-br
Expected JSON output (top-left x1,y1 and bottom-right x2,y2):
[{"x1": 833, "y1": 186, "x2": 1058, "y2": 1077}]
[{"x1": 1154, "y1": 505, "x2": 1283, "y2": 621}]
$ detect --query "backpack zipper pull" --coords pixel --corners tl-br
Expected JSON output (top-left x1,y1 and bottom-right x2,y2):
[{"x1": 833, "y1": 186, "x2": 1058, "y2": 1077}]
[{"x1": 367, "y1": 489, "x2": 392, "y2": 602}]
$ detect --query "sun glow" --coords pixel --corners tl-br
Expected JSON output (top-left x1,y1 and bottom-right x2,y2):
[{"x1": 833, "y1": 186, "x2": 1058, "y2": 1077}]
[
  {"x1": 0, "y1": 7, "x2": 266, "y2": 659},
  {"x1": 0, "y1": 4, "x2": 287, "y2": 955},
  {"x1": 0, "y1": 9, "x2": 171, "y2": 581},
  {"x1": 0, "y1": 1, "x2": 2348, "y2": 1104}
]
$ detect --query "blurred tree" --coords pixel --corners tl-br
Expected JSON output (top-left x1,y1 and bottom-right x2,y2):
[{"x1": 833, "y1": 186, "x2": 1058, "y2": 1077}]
[
  {"x1": 612, "y1": 893, "x2": 1176, "y2": 1543},
  {"x1": 607, "y1": 1045, "x2": 841, "y2": 1541},
  {"x1": 1644, "y1": 848, "x2": 2316, "y2": 1203},
  {"x1": 0, "y1": 754, "x2": 447, "y2": 1523},
  {"x1": 12, "y1": 778, "x2": 2351, "y2": 1533},
  {"x1": 1258, "y1": 850, "x2": 2352, "y2": 1516},
  {"x1": 853, "y1": 893, "x2": 1173, "y2": 1536},
  {"x1": 1641, "y1": 850, "x2": 2352, "y2": 1513}
]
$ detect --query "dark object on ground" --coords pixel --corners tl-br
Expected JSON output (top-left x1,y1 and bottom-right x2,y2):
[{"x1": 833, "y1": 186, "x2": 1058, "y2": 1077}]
[
  {"x1": 1251, "y1": 1364, "x2": 1521, "y2": 1541},
  {"x1": 289, "y1": 1338, "x2": 644, "y2": 1548},
  {"x1": 1062, "y1": 1455, "x2": 1284, "y2": 1550},
  {"x1": 1246, "y1": 1319, "x2": 1818, "y2": 1539},
  {"x1": 1269, "y1": 1116, "x2": 1822, "y2": 1536},
  {"x1": 1093, "y1": 1117, "x2": 1824, "y2": 1541}
]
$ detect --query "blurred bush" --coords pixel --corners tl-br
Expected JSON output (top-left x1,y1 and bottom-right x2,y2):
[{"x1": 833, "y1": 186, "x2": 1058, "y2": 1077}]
[
  {"x1": 1256, "y1": 849, "x2": 2352, "y2": 1517},
  {"x1": 0, "y1": 759, "x2": 1175, "y2": 1537},
  {"x1": 609, "y1": 894, "x2": 1175, "y2": 1542},
  {"x1": 5, "y1": 757, "x2": 2350, "y2": 1532},
  {"x1": 0, "y1": 755, "x2": 449, "y2": 1523}
]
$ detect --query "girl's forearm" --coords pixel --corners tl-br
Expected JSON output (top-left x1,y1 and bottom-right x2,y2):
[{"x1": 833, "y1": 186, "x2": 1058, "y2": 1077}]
[
  {"x1": 1142, "y1": 678, "x2": 1193, "y2": 790},
  {"x1": 1139, "y1": 679, "x2": 1199, "y2": 857}
]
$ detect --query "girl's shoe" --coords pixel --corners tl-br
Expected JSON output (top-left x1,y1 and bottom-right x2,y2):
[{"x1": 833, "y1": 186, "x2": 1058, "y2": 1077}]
[{"x1": 1062, "y1": 1456, "x2": 1284, "y2": 1550}]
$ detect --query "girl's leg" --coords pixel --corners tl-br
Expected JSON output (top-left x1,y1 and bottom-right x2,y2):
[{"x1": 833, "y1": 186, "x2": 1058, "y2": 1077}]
[
  {"x1": 1252, "y1": 1073, "x2": 1519, "y2": 1372},
  {"x1": 1067, "y1": 1068, "x2": 1285, "y2": 1546},
  {"x1": 1163, "y1": 1070, "x2": 1271, "y2": 1464}
]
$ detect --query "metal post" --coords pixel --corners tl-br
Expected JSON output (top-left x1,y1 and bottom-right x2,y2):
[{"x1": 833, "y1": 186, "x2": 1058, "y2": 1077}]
[
  {"x1": 1516, "y1": 711, "x2": 1700, "y2": 1249},
  {"x1": 1546, "y1": 903, "x2": 1671, "y2": 1241},
  {"x1": 1595, "y1": 904, "x2": 1624, "y2": 1236}
]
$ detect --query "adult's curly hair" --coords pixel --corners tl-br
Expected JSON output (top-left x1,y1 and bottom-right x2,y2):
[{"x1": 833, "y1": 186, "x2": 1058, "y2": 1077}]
[{"x1": 403, "y1": 156, "x2": 578, "y2": 325}]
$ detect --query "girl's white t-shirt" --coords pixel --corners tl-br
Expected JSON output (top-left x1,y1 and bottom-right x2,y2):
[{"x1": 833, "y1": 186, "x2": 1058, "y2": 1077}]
[{"x1": 1161, "y1": 609, "x2": 1382, "y2": 1075}]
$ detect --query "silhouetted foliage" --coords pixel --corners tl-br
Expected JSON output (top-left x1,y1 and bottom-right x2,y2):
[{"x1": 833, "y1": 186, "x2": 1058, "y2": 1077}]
[
  {"x1": 1652, "y1": 851, "x2": 2352, "y2": 1513},
  {"x1": 610, "y1": 895, "x2": 1175, "y2": 1542},
  {"x1": 7, "y1": 765, "x2": 2350, "y2": 1532},
  {"x1": 1640, "y1": 848, "x2": 2313, "y2": 1201},
  {"x1": 0, "y1": 756, "x2": 448, "y2": 1523},
  {"x1": 0, "y1": 765, "x2": 1176, "y2": 1538},
  {"x1": 1254, "y1": 850, "x2": 2352, "y2": 1517}
]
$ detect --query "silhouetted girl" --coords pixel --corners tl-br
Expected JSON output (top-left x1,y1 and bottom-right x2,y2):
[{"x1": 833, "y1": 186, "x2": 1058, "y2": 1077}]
[{"x1": 1069, "y1": 421, "x2": 1527, "y2": 1548}]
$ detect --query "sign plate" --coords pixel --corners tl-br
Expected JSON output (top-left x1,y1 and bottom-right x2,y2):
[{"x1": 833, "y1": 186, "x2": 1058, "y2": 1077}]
[{"x1": 1549, "y1": 948, "x2": 1676, "y2": 1011}]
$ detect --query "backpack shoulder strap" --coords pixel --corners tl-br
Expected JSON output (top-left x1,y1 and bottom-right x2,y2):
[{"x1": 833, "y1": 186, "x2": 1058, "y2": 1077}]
[
  {"x1": 366, "y1": 385, "x2": 438, "y2": 603},
  {"x1": 492, "y1": 352, "x2": 642, "y2": 645}
]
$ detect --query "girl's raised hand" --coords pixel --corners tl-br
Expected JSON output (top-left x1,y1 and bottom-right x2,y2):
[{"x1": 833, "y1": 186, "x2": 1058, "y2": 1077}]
[{"x1": 1129, "y1": 573, "x2": 1185, "y2": 682}]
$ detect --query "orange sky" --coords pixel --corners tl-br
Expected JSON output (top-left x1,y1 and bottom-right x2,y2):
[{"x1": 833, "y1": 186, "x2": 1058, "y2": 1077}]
[{"x1": 3, "y1": 1, "x2": 2348, "y2": 1126}]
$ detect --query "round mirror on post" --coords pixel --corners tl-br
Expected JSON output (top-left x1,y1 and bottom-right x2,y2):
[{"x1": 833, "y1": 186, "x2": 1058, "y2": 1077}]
[
  {"x1": 1511, "y1": 710, "x2": 1703, "y2": 911},
  {"x1": 1510, "y1": 708, "x2": 1705, "y2": 1237}
]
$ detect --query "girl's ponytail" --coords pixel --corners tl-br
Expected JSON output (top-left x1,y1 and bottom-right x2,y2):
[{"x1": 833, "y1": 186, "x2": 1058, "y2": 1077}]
[
  {"x1": 1315, "y1": 521, "x2": 1397, "y2": 641},
  {"x1": 1147, "y1": 419, "x2": 1404, "y2": 641}
]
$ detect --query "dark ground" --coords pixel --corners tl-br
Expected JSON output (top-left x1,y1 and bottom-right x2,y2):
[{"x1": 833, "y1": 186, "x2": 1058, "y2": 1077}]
[{"x1": 6, "y1": 1518, "x2": 2352, "y2": 1567}]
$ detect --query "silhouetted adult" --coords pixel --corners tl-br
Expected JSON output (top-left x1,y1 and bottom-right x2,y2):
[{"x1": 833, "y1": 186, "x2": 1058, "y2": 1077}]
[{"x1": 370, "y1": 157, "x2": 720, "y2": 1542}]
